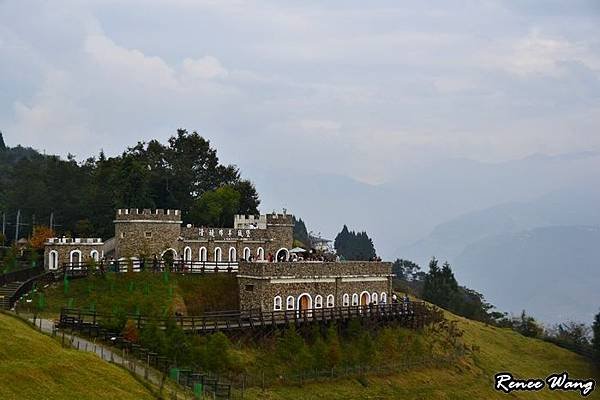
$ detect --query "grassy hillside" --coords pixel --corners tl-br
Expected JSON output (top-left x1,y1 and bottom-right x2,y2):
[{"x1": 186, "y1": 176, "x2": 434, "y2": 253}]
[
  {"x1": 0, "y1": 313, "x2": 156, "y2": 400},
  {"x1": 17, "y1": 272, "x2": 238, "y2": 317},
  {"x1": 242, "y1": 313, "x2": 599, "y2": 399}
]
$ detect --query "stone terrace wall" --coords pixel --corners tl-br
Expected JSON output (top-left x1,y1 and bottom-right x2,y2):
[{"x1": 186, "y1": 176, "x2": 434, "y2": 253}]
[{"x1": 238, "y1": 261, "x2": 392, "y2": 278}]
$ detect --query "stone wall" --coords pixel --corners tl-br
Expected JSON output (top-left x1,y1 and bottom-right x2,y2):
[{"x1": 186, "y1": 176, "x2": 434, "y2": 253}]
[
  {"x1": 44, "y1": 238, "x2": 104, "y2": 270},
  {"x1": 114, "y1": 208, "x2": 182, "y2": 259},
  {"x1": 238, "y1": 261, "x2": 393, "y2": 312}
]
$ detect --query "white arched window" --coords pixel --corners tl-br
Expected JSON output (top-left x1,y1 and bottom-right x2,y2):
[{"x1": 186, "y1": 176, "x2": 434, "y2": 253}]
[
  {"x1": 183, "y1": 246, "x2": 192, "y2": 262},
  {"x1": 243, "y1": 247, "x2": 251, "y2": 261},
  {"x1": 228, "y1": 247, "x2": 236, "y2": 261},
  {"x1": 90, "y1": 250, "x2": 99, "y2": 262},
  {"x1": 372, "y1": 292, "x2": 379, "y2": 305},
  {"x1": 199, "y1": 247, "x2": 207, "y2": 261},
  {"x1": 69, "y1": 249, "x2": 82, "y2": 265},
  {"x1": 352, "y1": 293, "x2": 359, "y2": 306},
  {"x1": 343, "y1": 294, "x2": 350, "y2": 307},
  {"x1": 380, "y1": 292, "x2": 387, "y2": 304},
  {"x1": 327, "y1": 295, "x2": 335, "y2": 308},
  {"x1": 48, "y1": 250, "x2": 58, "y2": 270},
  {"x1": 315, "y1": 295, "x2": 323, "y2": 309},
  {"x1": 286, "y1": 296, "x2": 295, "y2": 310},
  {"x1": 274, "y1": 296, "x2": 282, "y2": 311},
  {"x1": 256, "y1": 247, "x2": 264, "y2": 261},
  {"x1": 214, "y1": 247, "x2": 222, "y2": 262}
]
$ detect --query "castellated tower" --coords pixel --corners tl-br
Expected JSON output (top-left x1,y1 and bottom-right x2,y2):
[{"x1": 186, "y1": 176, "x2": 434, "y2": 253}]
[
  {"x1": 114, "y1": 209, "x2": 182, "y2": 259},
  {"x1": 265, "y1": 211, "x2": 294, "y2": 256}
]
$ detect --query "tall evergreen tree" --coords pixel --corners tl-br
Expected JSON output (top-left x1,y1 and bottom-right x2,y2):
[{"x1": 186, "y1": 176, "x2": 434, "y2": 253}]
[
  {"x1": 293, "y1": 217, "x2": 310, "y2": 247},
  {"x1": 593, "y1": 310, "x2": 600, "y2": 361},
  {"x1": 0, "y1": 131, "x2": 5, "y2": 151},
  {"x1": 334, "y1": 225, "x2": 376, "y2": 260}
]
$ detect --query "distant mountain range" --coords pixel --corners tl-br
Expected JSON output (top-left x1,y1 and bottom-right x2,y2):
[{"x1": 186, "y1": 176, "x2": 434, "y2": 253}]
[{"x1": 253, "y1": 151, "x2": 600, "y2": 324}]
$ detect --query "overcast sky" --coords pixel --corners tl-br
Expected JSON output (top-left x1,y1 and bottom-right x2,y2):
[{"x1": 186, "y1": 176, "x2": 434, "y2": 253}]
[{"x1": 1, "y1": 0, "x2": 599, "y2": 184}]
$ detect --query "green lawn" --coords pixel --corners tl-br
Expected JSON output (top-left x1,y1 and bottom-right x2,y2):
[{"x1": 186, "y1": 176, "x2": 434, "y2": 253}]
[
  {"x1": 0, "y1": 313, "x2": 156, "y2": 400},
  {"x1": 241, "y1": 313, "x2": 599, "y2": 400},
  {"x1": 18, "y1": 271, "x2": 238, "y2": 317}
]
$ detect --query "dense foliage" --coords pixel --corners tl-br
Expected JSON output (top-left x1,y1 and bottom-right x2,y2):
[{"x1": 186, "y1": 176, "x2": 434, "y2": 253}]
[
  {"x1": 0, "y1": 130, "x2": 259, "y2": 241},
  {"x1": 333, "y1": 225, "x2": 376, "y2": 260},
  {"x1": 132, "y1": 318, "x2": 465, "y2": 383}
]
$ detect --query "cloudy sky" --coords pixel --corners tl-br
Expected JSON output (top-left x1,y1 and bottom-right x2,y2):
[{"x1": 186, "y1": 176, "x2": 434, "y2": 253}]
[{"x1": 1, "y1": 0, "x2": 599, "y2": 185}]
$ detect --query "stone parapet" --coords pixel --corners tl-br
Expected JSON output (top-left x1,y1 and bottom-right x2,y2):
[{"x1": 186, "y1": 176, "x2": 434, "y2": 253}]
[{"x1": 238, "y1": 261, "x2": 392, "y2": 278}]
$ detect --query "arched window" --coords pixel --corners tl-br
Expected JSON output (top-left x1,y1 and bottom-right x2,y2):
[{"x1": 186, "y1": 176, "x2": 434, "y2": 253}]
[
  {"x1": 274, "y1": 296, "x2": 282, "y2": 311},
  {"x1": 183, "y1": 246, "x2": 192, "y2": 262},
  {"x1": 343, "y1": 294, "x2": 350, "y2": 307},
  {"x1": 214, "y1": 247, "x2": 222, "y2": 262},
  {"x1": 315, "y1": 295, "x2": 323, "y2": 309},
  {"x1": 380, "y1": 292, "x2": 387, "y2": 304},
  {"x1": 199, "y1": 247, "x2": 207, "y2": 261},
  {"x1": 352, "y1": 293, "x2": 359, "y2": 306},
  {"x1": 256, "y1": 247, "x2": 264, "y2": 261},
  {"x1": 228, "y1": 247, "x2": 236, "y2": 261},
  {"x1": 48, "y1": 250, "x2": 58, "y2": 270},
  {"x1": 326, "y1": 294, "x2": 335, "y2": 308},
  {"x1": 243, "y1": 247, "x2": 251, "y2": 261},
  {"x1": 372, "y1": 292, "x2": 379, "y2": 305},
  {"x1": 69, "y1": 249, "x2": 82, "y2": 265},
  {"x1": 286, "y1": 296, "x2": 295, "y2": 310},
  {"x1": 90, "y1": 250, "x2": 99, "y2": 262}
]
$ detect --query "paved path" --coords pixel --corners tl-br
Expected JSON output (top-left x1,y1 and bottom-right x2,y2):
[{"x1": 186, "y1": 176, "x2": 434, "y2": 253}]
[{"x1": 28, "y1": 316, "x2": 168, "y2": 389}]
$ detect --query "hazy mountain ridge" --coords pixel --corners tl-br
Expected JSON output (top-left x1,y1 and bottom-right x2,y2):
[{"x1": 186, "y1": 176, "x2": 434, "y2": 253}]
[{"x1": 454, "y1": 225, "x2": 600, "y2": 324}]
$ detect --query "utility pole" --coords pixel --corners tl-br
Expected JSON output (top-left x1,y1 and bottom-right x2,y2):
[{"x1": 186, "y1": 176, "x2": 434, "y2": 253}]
[
  {"x1": 49, "y1": 212, "x2": 53, "y2": 231},
  {"x1": 15, "y1": 209, "x2": 20, "y2": 243},
  {"x1": 1, "y1": 212, "x2": 5, "y2": 245}
]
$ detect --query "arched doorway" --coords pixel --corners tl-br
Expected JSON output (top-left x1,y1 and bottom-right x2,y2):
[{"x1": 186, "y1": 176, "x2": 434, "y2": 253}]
[
  {"x1": 214, "y1": 247, "x2": 222, "y2": 262},
  {"x1": 275, "y1": 248, "x2": 289, "y2": 262},
  {"x1": 228, "y1": 247, "x2": 236, "y2": 262},
  {"x1": 256, "y1": 247, "x2": 264, "y2": 261},
  {"x1": 199, "y1": 247, "x2": 207, "y2": 262},
  {"x1": 161, "y1": 248, "x2": 177, "y2": 268},
  {"x1": 360, "y1": 291, "x2": 370, "y2": 306},
  {"x1": 243, "y1": 247, "x2": 251, "y2": 261},
  {"x1": 70, "y1": 250, "x2": 82, "y2": 266},
  {"x1": 297, "y1": 293, "x2": 313, "y2": 314}
]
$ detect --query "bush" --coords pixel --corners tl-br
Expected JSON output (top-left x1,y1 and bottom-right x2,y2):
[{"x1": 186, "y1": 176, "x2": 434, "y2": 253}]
[{"x1": 122, "y1": 319, "x2": 140, "y2": 343}]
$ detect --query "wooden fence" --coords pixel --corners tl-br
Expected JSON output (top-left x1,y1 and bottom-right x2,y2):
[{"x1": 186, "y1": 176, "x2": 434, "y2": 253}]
[{"x1": 59, "y1": 302, "x2": 440, "y2": 334}]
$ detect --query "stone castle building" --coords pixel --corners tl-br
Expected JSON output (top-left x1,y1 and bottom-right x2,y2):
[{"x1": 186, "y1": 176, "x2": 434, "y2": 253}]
[{"x1": 44, "y1": 208, "x2": 393, "y2": 312}]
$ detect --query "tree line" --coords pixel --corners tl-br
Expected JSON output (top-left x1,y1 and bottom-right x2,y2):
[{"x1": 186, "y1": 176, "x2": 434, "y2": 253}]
[
  {"x1": 0, "y1": 130, "x2": 259, "y2": 242},
  {"x1": 394, "y1": 256, "x2": 600, "y2": 363}
]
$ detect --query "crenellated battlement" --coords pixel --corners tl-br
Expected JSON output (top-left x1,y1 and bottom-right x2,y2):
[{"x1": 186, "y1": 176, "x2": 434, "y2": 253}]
[
  {"x1": 115, "y1": 208, "x2": 182, "y2": 221},
  {"x1": 46, "y1": 237, "x2": 103, "y2": 245},
  {"x1": 266, "y1": 211, "x2": 293, "y2": 226},
  {"x1": 234, "y1": 214, "x2": 267, "y2": 229}
]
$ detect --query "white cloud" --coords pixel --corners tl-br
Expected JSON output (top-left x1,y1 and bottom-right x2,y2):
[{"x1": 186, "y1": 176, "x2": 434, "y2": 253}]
[{"x1": 182, "y1": 56, "x2": 228, "y2": 80}]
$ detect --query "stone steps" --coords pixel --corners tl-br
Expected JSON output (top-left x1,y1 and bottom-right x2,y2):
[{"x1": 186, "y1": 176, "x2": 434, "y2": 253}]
[{"x1": 0, "y1": 282, "x2": 23, "y2": 309}]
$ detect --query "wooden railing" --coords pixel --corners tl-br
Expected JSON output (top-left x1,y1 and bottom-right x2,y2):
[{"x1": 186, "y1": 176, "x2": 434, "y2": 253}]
[
  {"x1": 60, "y1": 259, "x2": 239, "y2": 276},
  {"x1": 59, "y1": 302, "x2": 439, "y2": 334},
  {"x1": 0, "y1": 265, "x2": 45, "y2": 286}
]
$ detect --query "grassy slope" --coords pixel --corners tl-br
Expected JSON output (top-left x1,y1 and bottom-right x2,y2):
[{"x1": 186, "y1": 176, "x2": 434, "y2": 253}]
[
  {"x1": 19, "y1": 272, "x2": 238, "y2": 317},
  {"x1": 0, "y1": 313, "x2": 155, "y2": 400},
  {"x1": 243, "y1": 313, "x2": 599, "y2": 400}
]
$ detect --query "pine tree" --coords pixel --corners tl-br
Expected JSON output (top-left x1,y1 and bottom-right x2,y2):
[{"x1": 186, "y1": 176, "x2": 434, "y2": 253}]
[
  {"x1": 0, "y1": 131, "x2": 5, "y2": 151},
  {"x1": 592, "y1": 310, "x2": 600, "y2": 362}
]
